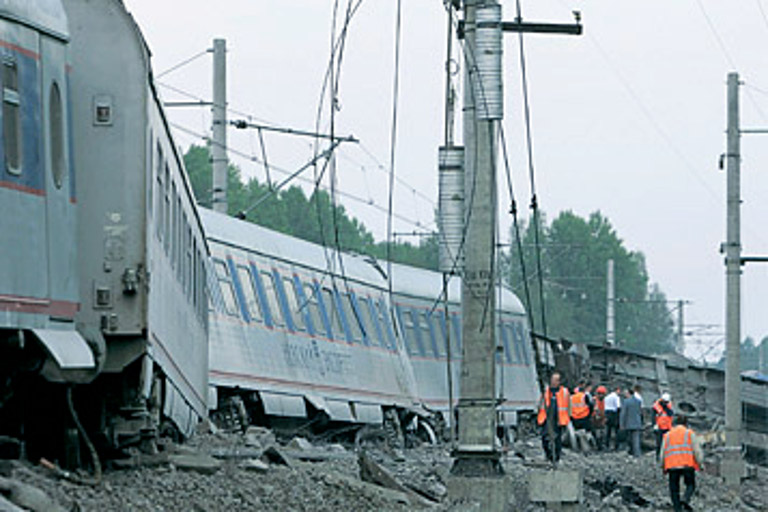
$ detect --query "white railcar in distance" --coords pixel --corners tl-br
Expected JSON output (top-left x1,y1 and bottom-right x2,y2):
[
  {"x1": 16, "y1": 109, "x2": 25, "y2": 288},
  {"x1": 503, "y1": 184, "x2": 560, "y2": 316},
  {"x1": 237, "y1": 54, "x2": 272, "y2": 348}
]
[{"x1": 203, "y1": 208, "x2": 540, "y2": 435}]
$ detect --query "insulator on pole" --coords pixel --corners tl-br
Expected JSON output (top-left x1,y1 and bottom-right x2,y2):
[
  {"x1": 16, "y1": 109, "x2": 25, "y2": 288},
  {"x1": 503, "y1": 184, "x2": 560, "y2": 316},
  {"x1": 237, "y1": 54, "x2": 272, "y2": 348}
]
[
  {"x1": 473, "y1": 4, "x2": 503, "y2": 120},
  {"x1": 439, "y1": 146, "x2": 465, "y2": 274}
]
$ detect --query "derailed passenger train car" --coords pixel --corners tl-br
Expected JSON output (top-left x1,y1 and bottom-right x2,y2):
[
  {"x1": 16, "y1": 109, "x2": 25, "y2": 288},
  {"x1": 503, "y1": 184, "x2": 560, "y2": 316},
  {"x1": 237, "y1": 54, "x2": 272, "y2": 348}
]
[
  {"x1": 63, "y1": 0, "x2": 209, "y2": 451},
  {"x1": 203, "y1": 208, "x2": 540, "y2": 434},
  {"x1": 0, "y1": 0, "x2": 104, "y2": 462}
]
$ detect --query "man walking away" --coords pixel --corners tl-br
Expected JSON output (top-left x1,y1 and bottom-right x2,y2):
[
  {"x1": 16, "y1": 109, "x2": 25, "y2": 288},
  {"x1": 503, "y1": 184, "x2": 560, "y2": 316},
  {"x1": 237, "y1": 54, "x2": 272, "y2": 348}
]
[
  {"x1": 652, "y1": 392, "x2": 674, "y2": 460},
  {"x1": 537, "y1": 372, "x2": 571, "y2": 463},
  {"x1": 604, "y1": 386, "x2": 621, "y2": 451},
  {"x1": 660, "y1": 414, "x2": 703, "y2": 512},
  {"x1": 620, "y1": 385, "x2": 643, "y2": 457}
]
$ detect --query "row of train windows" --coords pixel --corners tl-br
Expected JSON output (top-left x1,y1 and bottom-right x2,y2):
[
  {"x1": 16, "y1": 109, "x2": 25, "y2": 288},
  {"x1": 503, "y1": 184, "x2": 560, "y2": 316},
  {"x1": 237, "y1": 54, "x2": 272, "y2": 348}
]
[
  {"x1": 212, "y1": 257, "x2": 531, "y2": 364},
  {"x1": 3, "y1": 58, "x2": 66, "y2": 189},
  {"x1": 213, "y1": 258, "x2": 399, "y2": 351},
  {"x1": 149, "y1": 139, "x2": 206, "y2": 324},
  {"x1": 395, "y1": 305, "x2": 531, "y2": 365}
]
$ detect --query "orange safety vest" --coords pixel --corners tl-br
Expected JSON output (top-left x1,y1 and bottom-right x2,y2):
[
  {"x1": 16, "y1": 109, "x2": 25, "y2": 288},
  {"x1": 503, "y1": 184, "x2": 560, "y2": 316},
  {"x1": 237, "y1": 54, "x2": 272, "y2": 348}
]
[
  {"x1": 663, "y1": 426, "x2": 700, "y2": 471},
  {"x1": 570, "y1": 391, "x2": 590, "y2": 420},
  {"x1": 593, "y1": 397, "x2": 606, "y2": 424},
  {"x1": 653, "y1": 400, "x2": 673, "y2": 431},
  {"x1": 537, "y1": 386, "x2": 571, "y2": 426}
]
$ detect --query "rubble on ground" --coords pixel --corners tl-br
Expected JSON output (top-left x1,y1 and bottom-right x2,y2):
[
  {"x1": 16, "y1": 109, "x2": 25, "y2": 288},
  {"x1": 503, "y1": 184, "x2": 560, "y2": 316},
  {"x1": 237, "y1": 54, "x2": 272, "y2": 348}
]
[{"x1": 0, "y1": 426, "x2": 764, "y2": 511}]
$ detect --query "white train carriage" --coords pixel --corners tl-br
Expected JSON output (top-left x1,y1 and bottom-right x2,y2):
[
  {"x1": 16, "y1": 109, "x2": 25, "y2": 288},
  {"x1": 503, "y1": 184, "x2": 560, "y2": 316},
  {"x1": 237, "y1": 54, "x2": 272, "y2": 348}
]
[
  {"x1": 390, "y1": 266, "x2": 541, "y2": 429},
  {"x1": 63, "y1": 0, "x2": 208, "y2": 447},
  {"x1": 203, "y1": 208, "x2": 540, "y2": 432},
  {"x1": 203, "y1": 208, "x2": 420, "y2": 425}
]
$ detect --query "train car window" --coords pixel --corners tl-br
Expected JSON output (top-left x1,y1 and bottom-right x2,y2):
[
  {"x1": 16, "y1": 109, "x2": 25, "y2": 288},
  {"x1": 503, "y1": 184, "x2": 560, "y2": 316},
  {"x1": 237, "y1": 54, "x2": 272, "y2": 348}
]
[
  {"x1": 396, "y1": 306, "x2": 419, "y2": 356},
  {"x1": 450, "y1": 313, "x2": 462, "y2": 353},
  {"x1": 192, "y1": 239, "x2": 198, "y2": 308},
  {"x1": 3, "y1": 60, "x2": 21, "y2": 175},
  {"x1": 282, "y1": 277, "x2": 306, "y2": 331},
  {"x1": 510, "y1": 323, "x2": 526, "y2": 364},
  {"x1": 213, "y1": 259, "x2": 239, "y2": 316},
  {"x1": 423, "y1": 311, "x2": 443, "y2": 357},
  {"x1": 515, "y1": 322, "x2": 531, "y2": 364},
  {"x1": 499, "y1": 323, "x2": 514, "y2": 363},
  {"x1": 364, "y1": 297, "x2": 385, "y2": 348},
  {"x1": 147, "y1": 131, "x2": 153, "y2": 216},
  {"x1": 339, "y1": 293, "x2": 363, "y2": 343},
  {"x1": 164, "y1": 165, "x2": 171, "y2": 254},
  {"x1": 321, "y1": 287, "x2": 344, "y2": 340},
  {"x1": 49, "y1": 82, "x2": 65, "y2": 188},
  {"x1": 302, "y1": 283, "x2": 324, "y2": 335},
  {"x1": 186, "y1": 225, "x2": 193, "y2": 295},
  {"x1": 354, "y1": 296, "x2": 376, "y2": 346},
  {"x1": 417, "y1": 311, "x2": 436, "y2": 357},
  {"x1": 409, "y1": 309, "x2": 427, "y2": 356},
  {"x1": 377, "y1": 299, "x2": 397, "y2": 351},
  {"x1": 260, "y1": 271, "x2": 284, "y2": 327},
  {"x1": 155, "y1": 146, "x2": 163, "y2": 240}
]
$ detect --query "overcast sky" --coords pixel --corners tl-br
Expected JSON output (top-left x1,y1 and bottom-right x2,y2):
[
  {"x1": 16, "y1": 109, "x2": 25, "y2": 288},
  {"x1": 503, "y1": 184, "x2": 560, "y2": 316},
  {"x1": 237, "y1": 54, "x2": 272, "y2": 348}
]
[{"x1": 121, "y1": 0, "x2": 768, "y2": 361}]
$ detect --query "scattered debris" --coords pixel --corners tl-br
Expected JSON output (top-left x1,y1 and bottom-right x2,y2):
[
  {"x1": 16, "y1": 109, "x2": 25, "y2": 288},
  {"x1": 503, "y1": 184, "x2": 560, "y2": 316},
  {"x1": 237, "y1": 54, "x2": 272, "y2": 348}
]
[
  {"x1": 167, "y1": 454, "x2": 222, "y2": 475},
  {"x1": 0, "y1": 476, "x2": 67, "y2": 512}
]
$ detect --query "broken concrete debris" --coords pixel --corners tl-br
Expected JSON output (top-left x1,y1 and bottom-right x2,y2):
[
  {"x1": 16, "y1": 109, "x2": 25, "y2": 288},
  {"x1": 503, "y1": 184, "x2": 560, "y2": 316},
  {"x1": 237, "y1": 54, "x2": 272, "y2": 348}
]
[{"x1": 0, "y1": 424, "x2": 762, "y2": 511}]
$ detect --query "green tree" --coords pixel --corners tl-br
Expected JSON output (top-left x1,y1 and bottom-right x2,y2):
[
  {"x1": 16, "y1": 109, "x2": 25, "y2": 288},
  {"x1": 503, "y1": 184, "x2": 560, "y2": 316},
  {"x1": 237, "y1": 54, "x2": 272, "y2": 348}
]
[
  {"x1": 503, "y1": 210, "x2": 675, "y2": 355},
  {"x1": 716, "y1": 336, "x2": 765, "y2": 372},
  {"x1": 183, "y1": 144, "x2": 438, "y2": 270}
]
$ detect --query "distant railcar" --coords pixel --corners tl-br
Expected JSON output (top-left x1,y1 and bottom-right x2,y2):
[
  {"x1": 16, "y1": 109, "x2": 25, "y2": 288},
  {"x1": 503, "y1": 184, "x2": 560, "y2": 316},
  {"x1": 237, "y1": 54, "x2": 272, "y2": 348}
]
[{"x1": 203, "y1": 208, "x2": 540, "y2": 434}]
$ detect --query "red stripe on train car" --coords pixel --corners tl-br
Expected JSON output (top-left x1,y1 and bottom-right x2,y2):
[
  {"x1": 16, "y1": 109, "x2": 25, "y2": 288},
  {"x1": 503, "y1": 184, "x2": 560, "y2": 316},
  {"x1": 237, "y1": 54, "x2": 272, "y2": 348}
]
[
  {"x1": 0, "y1": 294, "x2": 78, "y2": 317},
  {"x1": 0, "y1": 181, "x2": 45, "y2": 196}
]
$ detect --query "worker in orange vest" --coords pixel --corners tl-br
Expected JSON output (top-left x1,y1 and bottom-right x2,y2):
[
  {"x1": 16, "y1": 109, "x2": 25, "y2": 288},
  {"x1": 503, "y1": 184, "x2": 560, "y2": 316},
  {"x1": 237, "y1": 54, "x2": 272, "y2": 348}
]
[
  {"x1": 537, "y1": 371, "x2": 570, "y2": 463},
  {"x1": 592, "y1": 385, "x2": 607, "y2": 450},
  {"x1": 659, "y1": 415, "x2": 703, "y2": 512},
  {"x1": 570, "y1": 386, "x2": 592, "y2": 433},
  {"x1": 652, "y1": 392, "x2": 674, "y2": 460}
]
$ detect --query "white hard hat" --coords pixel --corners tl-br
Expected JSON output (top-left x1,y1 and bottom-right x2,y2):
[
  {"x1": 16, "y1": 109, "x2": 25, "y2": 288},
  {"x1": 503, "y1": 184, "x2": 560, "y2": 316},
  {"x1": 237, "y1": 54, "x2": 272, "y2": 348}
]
[{"x1": 661, "y1": 392, "x2": 671, "y2": 402}]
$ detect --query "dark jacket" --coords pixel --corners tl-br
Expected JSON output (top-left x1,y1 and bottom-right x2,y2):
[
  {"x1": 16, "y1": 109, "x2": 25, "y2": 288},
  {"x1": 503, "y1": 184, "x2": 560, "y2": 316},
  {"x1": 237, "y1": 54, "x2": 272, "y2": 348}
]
[{"x1": 620, "y1": 395, "x2": 643, "y2": 430}]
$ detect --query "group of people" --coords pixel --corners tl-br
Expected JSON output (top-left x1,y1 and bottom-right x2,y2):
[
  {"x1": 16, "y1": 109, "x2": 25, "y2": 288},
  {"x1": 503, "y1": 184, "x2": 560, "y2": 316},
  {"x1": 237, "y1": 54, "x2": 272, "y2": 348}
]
[{"x1": 537, "y1": 371, "x2": 704, "y2": 512}]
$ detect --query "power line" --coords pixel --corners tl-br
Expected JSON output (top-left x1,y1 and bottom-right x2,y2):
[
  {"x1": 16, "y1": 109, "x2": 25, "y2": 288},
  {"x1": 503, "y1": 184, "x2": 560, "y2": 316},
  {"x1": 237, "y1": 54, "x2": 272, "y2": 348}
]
[
  {"x1": 156, "y1": 49, "x2": 210, "y2": 79},
  {"x1": 168, "y1": 122, "x2": 433, "y2": 232},
  {"x1": 516, "y1": 0, "x2": 548, "y2": 337},
  {"x1": 386, "y1": 0, "x2": 403, "y2": 300}
]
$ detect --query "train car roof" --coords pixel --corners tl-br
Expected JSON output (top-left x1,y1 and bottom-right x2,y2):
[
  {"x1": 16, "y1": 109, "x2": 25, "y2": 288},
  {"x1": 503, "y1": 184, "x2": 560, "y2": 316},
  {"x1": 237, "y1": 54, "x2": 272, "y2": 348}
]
[
  {"x1": 201, "y1": 208, "x2": 526, "y2": 316},
  {"x1": 0, "y1": 0, "x2": 68, "y2": 40}
]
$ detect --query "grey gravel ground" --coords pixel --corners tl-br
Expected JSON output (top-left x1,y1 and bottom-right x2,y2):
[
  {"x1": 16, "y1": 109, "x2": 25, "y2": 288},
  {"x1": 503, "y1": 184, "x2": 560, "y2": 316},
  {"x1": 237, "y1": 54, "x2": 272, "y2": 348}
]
[{"x1": 2, "y1": 428, "x2": 765, "y2": 511}]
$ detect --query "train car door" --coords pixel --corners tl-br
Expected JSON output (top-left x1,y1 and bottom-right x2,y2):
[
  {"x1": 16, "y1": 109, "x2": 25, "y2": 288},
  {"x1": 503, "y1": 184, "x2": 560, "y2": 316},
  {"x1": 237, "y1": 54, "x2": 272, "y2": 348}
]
[{"x1": 40, "y1": 35, "x2": 76, "y2": 313}]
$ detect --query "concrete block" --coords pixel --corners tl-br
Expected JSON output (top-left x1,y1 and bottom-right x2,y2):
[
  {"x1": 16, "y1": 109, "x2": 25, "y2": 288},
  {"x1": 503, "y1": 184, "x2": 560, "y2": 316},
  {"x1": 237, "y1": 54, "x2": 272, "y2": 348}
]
[
  {"x1": 446, "y1": 475, "x2": 514, "y2": 512},
  {"x1": 528, "y1": 469, "x2": 583, "y2": 504}
]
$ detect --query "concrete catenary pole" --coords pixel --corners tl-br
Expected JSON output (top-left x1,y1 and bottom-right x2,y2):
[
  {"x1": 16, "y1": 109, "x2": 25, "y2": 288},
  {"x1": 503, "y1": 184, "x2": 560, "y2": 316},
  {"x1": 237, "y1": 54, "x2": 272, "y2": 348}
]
[
  {"x1": 723, "y1": 71, "x2": 743, "y2": 488},
  {"x1": 211, "y1": 38, "x2": 228, "y2": 213},
  {"x1": 677, "y1": 300, "x2": 684, "y2": 353},
  {"x1": 452, "y1": 0, "x2": 502, "y2": 476},
  {"x1": 606, "y1": 259, "x2": 615, "y2": 346}
]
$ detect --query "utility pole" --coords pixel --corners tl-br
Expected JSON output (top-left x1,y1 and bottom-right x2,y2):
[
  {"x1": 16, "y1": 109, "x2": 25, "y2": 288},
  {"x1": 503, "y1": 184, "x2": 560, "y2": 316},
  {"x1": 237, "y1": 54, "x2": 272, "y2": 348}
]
[
  {"x1": 453, "y1": 0, "x2": 502, "y2": 476},
  {"x1": 606, "y1": 259, "x2": 615, "y2": 346},
  {"x1": 211, "y1": 38, "x2": 228, "y2": 213},
  {"x1": 451, "y1": 1, "x2": 581, "y2": 477},
  {"x1": 677, "y1": 299, "x2": 685, "y2": 353},
  {"x1": 723, "y1": 71, "x2": 743, "y2": 488}
]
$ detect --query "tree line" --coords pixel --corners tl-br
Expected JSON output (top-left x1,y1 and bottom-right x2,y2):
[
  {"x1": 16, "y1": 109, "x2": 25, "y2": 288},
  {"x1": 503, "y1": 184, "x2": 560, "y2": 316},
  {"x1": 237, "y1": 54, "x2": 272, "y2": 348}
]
[{"x1": 185, "y1": 144, "x2": 691, "y2": 356}]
